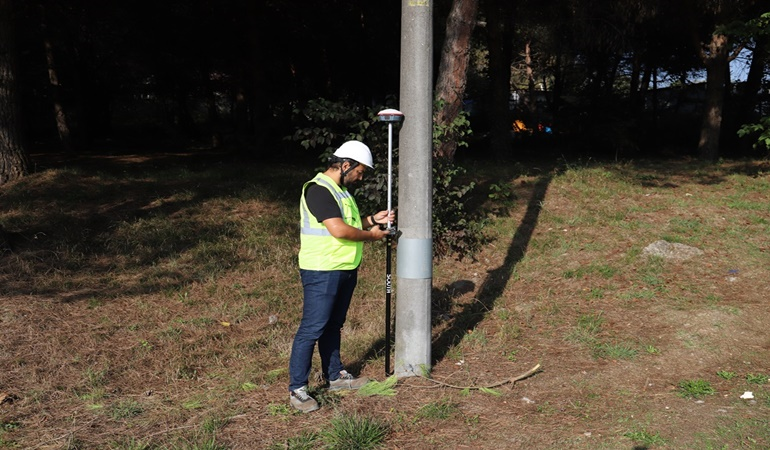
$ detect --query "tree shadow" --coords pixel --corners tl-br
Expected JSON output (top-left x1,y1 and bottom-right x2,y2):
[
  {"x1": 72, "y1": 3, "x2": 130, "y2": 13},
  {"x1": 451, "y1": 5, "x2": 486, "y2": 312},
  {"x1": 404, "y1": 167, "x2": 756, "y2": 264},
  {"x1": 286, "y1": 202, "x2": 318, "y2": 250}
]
[
  {"x1": 0, "y1": 151, "x2": 309, "y2": 301},
  {"x1": 349, "y1": 173, "x2": 552, "y2": 375},
  {"x1": 431, "y1": 174, "x2": 552, "y2": 363},
  {"x1": 347, "y1": 278, "x2": 476, "y2": 377}
]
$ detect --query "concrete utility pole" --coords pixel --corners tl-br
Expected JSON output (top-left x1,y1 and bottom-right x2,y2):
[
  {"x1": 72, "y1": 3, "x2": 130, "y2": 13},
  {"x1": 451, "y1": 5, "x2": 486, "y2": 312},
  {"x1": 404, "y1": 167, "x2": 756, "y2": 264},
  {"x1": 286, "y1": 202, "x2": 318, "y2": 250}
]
[{"x1": 395, "y1": 0, "x2": 433, "y2": 377}]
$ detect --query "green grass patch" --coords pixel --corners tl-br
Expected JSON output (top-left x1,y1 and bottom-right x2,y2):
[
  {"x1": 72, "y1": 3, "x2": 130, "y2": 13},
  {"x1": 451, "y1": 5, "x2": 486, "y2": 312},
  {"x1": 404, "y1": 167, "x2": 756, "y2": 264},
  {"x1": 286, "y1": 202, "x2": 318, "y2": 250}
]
[
  {"x1": 268, "y1": 431, "x2": 319, "y2": 450},
  {"x1": 109, "y1": 399, "x2": 144, "y2": 420},
  {"x1": 624, "y1": 429, "x2": 667, "y2": 446},
  {"x1": 267, "y1": 403, "x2": 296, "y2": 417},
  {"x1": 593, "y1": 342, "x2": 638, "y2": 360},
  {"x1": 264, "y1": 368, "x2": 287, "y2": 384},
  {"x1": 746, "y1": 373, "x2": 769, "y2": 385},
  {"x1": 677, "y1": 379, "x2": 716, "y2": 399},
  {"x1": 321, "y1": 414, "x2": 389, "y2": 450},
  {"x1": 717, "y1": 370, "x2": 737, "y2": 380},
  {"x1": 563, "y1": 263, "x2": 617, "y2": 280},
  {"x1": 696, "y1": 417, "x2": 770, "y2": 449},
  {"x1": 416, "y1": 399, "x2": 459, "y2": 420},
  {"x1": 619, "y1": 289, "x2": 656, "y2": 301},
  {"x1": 566, "y1": 312, "x2": 604, "y2": 344}
]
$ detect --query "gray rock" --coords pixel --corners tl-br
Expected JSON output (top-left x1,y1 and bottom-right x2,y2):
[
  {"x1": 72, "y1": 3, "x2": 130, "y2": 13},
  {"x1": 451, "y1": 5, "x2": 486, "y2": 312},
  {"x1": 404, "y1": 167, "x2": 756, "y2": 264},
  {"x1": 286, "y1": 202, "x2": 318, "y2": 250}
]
[{"x1": 643, "y1": 240, "x2": 703, "y2": 260}]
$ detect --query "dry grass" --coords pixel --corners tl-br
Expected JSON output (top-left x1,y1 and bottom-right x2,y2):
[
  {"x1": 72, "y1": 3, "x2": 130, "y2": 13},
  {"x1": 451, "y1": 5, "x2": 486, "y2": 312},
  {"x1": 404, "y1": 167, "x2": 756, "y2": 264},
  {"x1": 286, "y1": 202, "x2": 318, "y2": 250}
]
[{"x1": 1, "y1": 151, "x2": 769, "y2": 449}]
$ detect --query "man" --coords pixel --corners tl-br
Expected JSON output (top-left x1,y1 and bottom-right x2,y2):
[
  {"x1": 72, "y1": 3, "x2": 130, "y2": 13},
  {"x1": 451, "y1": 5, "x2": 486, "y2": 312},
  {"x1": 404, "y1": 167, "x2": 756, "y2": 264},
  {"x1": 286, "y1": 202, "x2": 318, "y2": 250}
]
[{"x1": 288, "y1": 140, "x2": 395, "y2": 413}]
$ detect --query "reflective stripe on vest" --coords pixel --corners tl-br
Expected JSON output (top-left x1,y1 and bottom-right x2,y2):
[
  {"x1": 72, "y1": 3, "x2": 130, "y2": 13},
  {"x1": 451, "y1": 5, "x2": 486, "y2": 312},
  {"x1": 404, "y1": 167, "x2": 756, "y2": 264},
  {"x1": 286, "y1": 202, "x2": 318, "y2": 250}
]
[
  {"x1": 298, "y1": 173, "x2": 362, "y2": 270},
  {"x1": 299, "y1": 176, "x2": 350, "y2": 237}
]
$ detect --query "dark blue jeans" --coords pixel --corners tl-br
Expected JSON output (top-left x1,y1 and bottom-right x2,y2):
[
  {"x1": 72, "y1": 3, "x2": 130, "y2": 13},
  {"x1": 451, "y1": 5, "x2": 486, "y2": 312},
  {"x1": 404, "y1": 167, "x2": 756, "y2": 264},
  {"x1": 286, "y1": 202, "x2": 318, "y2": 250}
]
[{"x1": 288, "y1": 269, "x2": 358, "y2": 392}]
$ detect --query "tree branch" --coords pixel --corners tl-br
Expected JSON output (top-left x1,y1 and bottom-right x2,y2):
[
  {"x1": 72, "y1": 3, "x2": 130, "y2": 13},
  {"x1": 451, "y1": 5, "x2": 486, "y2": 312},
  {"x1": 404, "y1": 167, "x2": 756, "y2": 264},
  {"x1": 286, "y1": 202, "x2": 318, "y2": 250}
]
[{"x1": 418, "y1": 363, "x2": 542, "y2": 390}]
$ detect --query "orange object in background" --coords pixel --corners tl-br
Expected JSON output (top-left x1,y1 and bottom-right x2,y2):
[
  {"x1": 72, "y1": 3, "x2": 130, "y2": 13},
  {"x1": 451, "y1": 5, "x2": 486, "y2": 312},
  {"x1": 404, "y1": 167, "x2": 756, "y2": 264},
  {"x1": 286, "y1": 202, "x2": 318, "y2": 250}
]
[{"x1": 512, "y1": 119, "x2": 528, "y2": 132}]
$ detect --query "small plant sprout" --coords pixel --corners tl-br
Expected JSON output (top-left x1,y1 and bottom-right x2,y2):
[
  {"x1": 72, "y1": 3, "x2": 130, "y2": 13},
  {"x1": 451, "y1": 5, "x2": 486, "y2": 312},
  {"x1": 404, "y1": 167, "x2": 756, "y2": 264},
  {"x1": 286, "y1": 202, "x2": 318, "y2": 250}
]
[
  {"x1": 594, "y1": 342, "x2": 638, "y2": 360},
  {"x1": 267, "y1": 403, "x2": 296, "y2": 416},
  {"x1": 746, "y1": 373, "x2": 769, "y2": 385},
  {"x1": 645, "y1": 345, "x2": 660, "y2": 354},
  {"x1": 677, "y1": 379, "x2": 716, "y2": 399},
  {"x1": 240, "y1": 382, "x2": 258, "y2": 391},
  {"x1": 716, "y1": 370, "x2": 737, "y2": 380}
]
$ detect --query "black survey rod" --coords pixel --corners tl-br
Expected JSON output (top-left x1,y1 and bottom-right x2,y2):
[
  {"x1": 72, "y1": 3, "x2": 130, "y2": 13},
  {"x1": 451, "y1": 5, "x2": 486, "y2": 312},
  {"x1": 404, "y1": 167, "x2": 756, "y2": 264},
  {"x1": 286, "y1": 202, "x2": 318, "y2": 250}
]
[{"x1": 378, "y1": 108, "x2": 403, "y2": 377}]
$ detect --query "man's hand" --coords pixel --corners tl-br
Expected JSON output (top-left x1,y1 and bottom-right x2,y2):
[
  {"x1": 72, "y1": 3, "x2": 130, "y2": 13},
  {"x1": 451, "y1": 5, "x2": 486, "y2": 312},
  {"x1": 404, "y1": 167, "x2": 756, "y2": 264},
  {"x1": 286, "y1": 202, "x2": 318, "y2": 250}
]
[
  {"x1": 371, "y1": 210, "x2": 396, "y2": 226},
  {"x1": 368, "y1": 225, "x2": 391, "y2": 240},
  {"x1": 323, "y1": 217, "x2": 391, "y2": 242}
]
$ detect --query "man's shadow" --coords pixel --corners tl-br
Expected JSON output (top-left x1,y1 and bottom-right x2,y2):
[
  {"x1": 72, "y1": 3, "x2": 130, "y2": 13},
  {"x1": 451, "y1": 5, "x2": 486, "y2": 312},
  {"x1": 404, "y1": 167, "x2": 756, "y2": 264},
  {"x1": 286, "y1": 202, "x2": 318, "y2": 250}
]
[{"x1": 349, "y1": 174, "x2": 551, "y2": 374}]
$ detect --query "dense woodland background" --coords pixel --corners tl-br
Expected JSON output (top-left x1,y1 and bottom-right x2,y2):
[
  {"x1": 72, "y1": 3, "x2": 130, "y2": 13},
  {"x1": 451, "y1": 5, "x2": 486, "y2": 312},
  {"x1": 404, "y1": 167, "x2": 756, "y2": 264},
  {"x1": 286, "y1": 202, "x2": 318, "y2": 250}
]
[
  {"x1": 1, "y1": 0, "x2": 770, "y2": 185},
  {"x1": 1, "y1": 5, "x2": 770, "y2": 446}
]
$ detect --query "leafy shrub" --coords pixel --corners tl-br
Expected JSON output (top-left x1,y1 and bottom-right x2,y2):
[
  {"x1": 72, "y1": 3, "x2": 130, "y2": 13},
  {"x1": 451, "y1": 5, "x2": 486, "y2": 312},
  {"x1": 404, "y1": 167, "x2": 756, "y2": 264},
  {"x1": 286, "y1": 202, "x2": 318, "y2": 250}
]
[
  {"x1": 289, "y1": 98, "x2": 371, "y2": 154},
  {"x1": 431, "y1": 103, "x2": 486, "y2": 258},
  {"x1": 433, "y1": 98, "x2": 472, "y2": 158},
  {"x1": 738, "y1": 116, "x2": 770, "y2": 154},
  {"x1": 288, "y1": 98, "x2": 390, "y2": 211}
]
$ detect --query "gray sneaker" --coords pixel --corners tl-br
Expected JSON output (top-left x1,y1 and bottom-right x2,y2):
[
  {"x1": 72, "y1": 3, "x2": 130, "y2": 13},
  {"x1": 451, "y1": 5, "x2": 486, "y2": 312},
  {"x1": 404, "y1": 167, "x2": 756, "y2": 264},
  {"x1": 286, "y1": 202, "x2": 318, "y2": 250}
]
[
  {"x1": 290, "y1": 386, "x2": 319, "y2": 413},
  {"x1": 328, "y1": 370, "x2": 370, "y2": 391}
]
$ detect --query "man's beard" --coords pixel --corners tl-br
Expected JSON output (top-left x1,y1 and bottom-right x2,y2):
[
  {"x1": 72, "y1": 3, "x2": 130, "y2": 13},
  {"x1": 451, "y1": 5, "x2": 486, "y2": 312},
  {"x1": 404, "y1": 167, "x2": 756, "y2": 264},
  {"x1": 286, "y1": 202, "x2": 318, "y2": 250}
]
[{"x1": 343, "y1": 178, "x2": 362, "y2": 189}]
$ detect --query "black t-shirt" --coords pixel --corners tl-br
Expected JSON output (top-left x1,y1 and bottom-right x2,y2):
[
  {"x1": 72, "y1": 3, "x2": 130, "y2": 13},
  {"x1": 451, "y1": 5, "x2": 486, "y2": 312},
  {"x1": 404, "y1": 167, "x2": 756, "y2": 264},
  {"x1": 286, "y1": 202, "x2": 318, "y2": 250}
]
[{"x1": 305, "y1": 183, "x2": 342, "y2": 222}]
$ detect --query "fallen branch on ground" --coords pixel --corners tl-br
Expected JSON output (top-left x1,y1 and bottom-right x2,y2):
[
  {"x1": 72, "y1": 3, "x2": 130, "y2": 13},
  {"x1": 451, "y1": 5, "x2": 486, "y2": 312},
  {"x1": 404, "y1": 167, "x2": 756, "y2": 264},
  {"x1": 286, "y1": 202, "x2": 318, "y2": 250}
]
[{"x1": 418, "y1": 363, "x2": 542, "y2": 390}]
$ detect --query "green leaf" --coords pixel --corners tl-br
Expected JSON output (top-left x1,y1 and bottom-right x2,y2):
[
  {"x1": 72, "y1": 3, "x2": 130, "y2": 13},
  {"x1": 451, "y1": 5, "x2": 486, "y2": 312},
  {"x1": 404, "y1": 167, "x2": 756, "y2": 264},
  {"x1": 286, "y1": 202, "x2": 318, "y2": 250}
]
[
  {"x1": 241, "y1": 382, "x2": 258, "y2": 391},
  {"x1": 357, "y1": 375, "x2": 398, "y2": 397},
  {"x1": 479, "y1": 386, "x2": 502, "y2": 397}
]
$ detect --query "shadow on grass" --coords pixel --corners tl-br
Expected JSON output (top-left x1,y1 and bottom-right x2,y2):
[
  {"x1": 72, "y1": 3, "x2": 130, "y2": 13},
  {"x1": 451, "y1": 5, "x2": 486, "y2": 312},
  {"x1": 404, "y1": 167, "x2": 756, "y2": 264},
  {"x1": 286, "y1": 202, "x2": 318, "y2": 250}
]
[
  {"x1": 0, "y1": 153, "x2": 310, "y2": 301},
  {"x1": 611, "y1": 158, "x2": 770, "y2": 188},
  {"x1": 431, "y1": 174, "x2": 552, "y2": 363},
  {"x1": 346, "y1": 173, "x2": 552, "y2": 376}
]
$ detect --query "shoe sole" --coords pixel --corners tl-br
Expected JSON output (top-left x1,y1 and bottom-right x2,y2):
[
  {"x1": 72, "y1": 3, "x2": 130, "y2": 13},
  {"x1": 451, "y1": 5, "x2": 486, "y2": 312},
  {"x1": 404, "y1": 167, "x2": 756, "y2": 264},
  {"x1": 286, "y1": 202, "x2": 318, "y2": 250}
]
[
  {"x1": 328, "y1": 382, "x2": 368, "y2": 391},
  {"x1": 290, "y1": 401, "x2": 320, "y2": 413},
  {"x1": 295, "y1": 404, "x2": 320, "y2": 413}
]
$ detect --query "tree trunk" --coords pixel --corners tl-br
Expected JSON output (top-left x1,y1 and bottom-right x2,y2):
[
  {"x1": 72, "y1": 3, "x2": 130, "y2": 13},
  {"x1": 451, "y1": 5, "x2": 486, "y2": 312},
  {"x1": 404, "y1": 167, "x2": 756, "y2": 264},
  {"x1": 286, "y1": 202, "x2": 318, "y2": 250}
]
[
  {"x1": 698, "y1": 33, "x2": 730, "y2": 161},
  {"x1": 550, "y1": 52, "x2": 563, "y2": 121},
  {"x1": 639, "y1": 63, "x2": 652, "y2": 111},
  {"x1": 651, "y1": 68, "x2": 658, "y2": 132},
  {"x1": 0, "y1": 0, "x2": 29, "y2": 185},
  {"x1": 434, "y1": 0, "x2": 479, "y2": 160},
  {"x1": 486, "y1": 0, "x2": 512, "y2": 158},
  {"x1": 204, "y1": 64, "x2": 223, "y2": 148},
  {"x1": 629, "y1": 52, "x2": 641, "y2": 110},
  {"x1": 234, "y1": 0, "x2": 271, "y2": 158},
  {"x1": 41, "y1": 5, "x2": 73, "y2": 153},
  {"x1": 737, "y1": 36, "x2": 767, "y2": 126},
  {"x1": 524, "y1": 40, "x2": 536, "y2": 120}
]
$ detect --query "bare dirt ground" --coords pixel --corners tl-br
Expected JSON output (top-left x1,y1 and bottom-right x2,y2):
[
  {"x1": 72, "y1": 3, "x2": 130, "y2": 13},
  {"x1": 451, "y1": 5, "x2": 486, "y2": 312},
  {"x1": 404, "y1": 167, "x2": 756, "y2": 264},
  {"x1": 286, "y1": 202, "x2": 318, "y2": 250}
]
[{"x1": 1, "y1": 152, "x2": 769, "y2": 449}]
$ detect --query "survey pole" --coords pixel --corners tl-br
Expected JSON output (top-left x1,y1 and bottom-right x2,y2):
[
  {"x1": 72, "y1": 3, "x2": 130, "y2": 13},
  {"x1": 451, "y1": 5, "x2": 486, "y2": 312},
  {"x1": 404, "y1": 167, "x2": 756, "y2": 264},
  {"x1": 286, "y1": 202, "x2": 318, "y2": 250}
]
[
  {"x1": 377, "y1": 108, "x2": 404, "y2": 377},
  {"x1": 395, "y1": 0, "x2": 432, "y2": 377}
]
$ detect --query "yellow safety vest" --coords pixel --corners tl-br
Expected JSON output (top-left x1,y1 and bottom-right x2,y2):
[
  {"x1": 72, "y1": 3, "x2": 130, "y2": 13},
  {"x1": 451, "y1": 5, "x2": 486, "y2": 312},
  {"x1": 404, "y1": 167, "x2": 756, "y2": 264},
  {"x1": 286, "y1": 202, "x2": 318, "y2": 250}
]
[{"x1": 298, "y1": 173, "x2": 363, "y2": 270}]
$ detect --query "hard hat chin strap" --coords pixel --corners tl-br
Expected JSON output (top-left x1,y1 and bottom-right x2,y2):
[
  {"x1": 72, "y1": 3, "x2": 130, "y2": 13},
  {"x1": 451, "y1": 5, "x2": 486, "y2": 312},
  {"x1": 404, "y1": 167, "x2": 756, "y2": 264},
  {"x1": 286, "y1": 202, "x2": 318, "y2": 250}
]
[{"x1": 339, "y1": 160, "x2": 359, "y2": 187}]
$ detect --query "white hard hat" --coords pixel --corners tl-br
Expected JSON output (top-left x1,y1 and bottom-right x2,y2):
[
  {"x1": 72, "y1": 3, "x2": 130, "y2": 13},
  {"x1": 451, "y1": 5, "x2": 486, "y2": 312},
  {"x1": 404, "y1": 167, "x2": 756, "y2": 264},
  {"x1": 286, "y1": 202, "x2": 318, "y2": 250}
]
[{"x1": 333, "y1": 141, "x2": 374, "y2": 168}]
